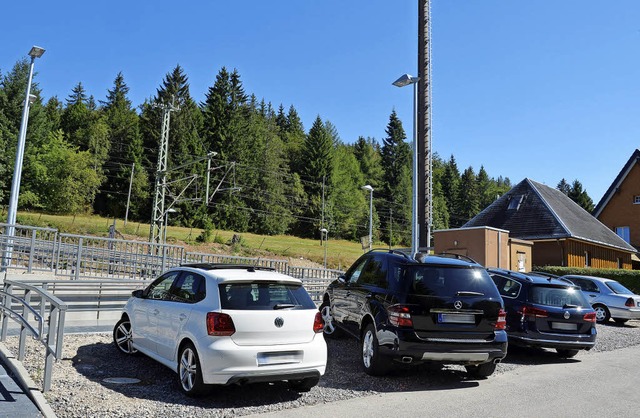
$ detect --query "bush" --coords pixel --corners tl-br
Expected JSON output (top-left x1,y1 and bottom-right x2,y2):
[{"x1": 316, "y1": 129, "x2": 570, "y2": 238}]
[{"x1": 534, "y1": 266, "x2": 640, "y2": 293}]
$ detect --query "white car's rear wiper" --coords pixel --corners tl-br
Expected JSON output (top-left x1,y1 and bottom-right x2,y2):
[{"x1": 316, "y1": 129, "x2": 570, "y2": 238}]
[{"x1": 273, "y1": 303, "x2": 300, "y2": 310}]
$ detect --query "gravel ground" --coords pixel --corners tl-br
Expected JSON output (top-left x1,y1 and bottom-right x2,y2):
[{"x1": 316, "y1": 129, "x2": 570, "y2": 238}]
[{"x1": 5, "y1": 320, "x2": 640, "y2": 417}]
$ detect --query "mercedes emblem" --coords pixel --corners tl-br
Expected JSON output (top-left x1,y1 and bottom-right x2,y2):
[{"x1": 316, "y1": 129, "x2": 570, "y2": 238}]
[
  {"x1": 563, "y1": 311, "x2": 570, "y2": 320},
  {"x1": 274, "y1": 317, "x2": 284, "y2": 328},
  {"x1": 454, "y1": 301, "x2": 463, "y2": 310}
]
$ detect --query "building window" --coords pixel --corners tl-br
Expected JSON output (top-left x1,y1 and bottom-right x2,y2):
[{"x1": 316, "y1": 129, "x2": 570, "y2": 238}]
[
  {"x1": 615, "y1": 226, "x2": 631, "y2": 244},
  {"x1": 634, "y1": 195, "x2": 640, "y2": 204},
  {"x1": 585, "y1": 251, "x2": 591, "y2": 268},
  {"x1": 618, "y1": 258, "x2": 623, "y2": 269}
]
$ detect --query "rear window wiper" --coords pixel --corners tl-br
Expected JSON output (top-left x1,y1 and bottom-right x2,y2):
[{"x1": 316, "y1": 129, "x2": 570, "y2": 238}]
[
  {"x1": 455, "y1": 291, "x2": 485, "y2": 297},
  {"x1": 273, "y1": 303, "x2": 300, "y2": 310}
]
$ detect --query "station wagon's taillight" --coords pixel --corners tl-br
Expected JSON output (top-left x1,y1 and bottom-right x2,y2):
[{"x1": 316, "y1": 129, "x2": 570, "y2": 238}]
[
  {"x1": 519, "y1": 306, "x2": 549, "y2": 319},
  {"x1": 207, "y1": 312, "x2": 236, "y2": 336},
  {"x1": 495, "y1": 309, "x2": 507, "y2": 330},
  {"x1": 625, "y1": 298, "x2": 635, "y2": 307},
  {"x1": 313, "y1": 312, "x2": 324, "y2": 333},
  {"x1": 583, "y1": 312, "x2": 597, "y2": 323},
  {"x1": 388, "y1": 305, "x2": 413, "y2": 327}
]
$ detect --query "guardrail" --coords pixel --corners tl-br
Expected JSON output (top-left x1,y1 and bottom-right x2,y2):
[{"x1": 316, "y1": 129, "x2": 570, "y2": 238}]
[{"x1": 0, "y1": 279, "x2": 67, "y2": 392}]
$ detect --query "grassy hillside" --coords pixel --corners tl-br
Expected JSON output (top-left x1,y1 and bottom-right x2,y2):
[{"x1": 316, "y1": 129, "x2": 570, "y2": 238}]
[{"x1": 15, "y1": 211, "x2": 368, "y2": 270}]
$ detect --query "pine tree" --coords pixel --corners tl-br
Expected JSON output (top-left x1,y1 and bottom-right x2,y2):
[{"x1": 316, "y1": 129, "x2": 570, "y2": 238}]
[
  {"x1": 557, "y1": 178, "x2": 571, "y2": 195},
  {"x1": 567, "y1": 179, "x2": 595, "y2": 212},
  {"x1": 457, "y1": 166, "x2": 480, "y2": 223},
  {"x1": 441, "y1": 155, "x2": 461, "y2": 227},
  {"x1": 353, "y1": 136, "x2": 383, "y2": 191},
  {"x1": 95, "y1": 73, "x2": 148, "y2": 219}
]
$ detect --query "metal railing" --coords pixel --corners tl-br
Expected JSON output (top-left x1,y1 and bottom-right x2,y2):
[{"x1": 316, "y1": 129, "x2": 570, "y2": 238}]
[
  {"x1": 0, "y1": 279, "x2": 67, "y2": 392},
  {"x1": 0, "y1": 223, "x2": 58, "y2": 273}
]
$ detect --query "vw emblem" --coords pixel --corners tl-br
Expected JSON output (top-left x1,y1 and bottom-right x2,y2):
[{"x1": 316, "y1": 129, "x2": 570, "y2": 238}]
[
  {"x1": 564, "y1": 311, "x2": 570, "y2": 320},
  {"x1": 274, "y1": 317, "x2": 284, "y2": 328},
  {"x1": 454, "y1": 301, "x2": 463, "y2": 310}
]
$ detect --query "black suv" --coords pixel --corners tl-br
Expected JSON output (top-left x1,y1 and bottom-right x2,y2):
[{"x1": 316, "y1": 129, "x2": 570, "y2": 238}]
[
  {"x1": 488, "y1": 269, "x2": 597, "y2": 358},
  {"x1": 320, "y1": 250, "x2": 507, "y2": 378}
]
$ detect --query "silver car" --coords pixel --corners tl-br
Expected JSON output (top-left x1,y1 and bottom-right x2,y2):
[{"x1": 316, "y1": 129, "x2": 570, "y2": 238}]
[{"x1": 562, "y1": 275, "x2": 640, "y2": 324}]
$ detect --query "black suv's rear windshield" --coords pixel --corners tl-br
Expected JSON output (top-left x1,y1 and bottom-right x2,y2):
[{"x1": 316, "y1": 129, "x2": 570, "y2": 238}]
[
  {"x1": 219, "y1": 282, "x2": 316, "y2": 310},
  {"x1": 404, "y1": 266, "x2": 498, "y2": 297},
  {"x1": 528, "y1": 285, "x2": 589, "y2": 308}
]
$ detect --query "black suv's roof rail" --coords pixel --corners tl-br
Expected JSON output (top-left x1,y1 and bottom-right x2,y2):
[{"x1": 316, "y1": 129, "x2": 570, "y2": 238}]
[
  {"x1": 180, "y1": 263, "x2": 276, "y2": 272},
  {"x1": 369, "y1": 248, "x2": 414, "y2": 260},
  {"x1": 435, "y1": 252, "x2": 479, "y2": 264}
]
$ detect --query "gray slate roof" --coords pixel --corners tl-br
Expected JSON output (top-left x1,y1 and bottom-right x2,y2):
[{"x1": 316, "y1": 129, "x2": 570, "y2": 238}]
[{"x1": 463, "y1": 178, "x2": 636, "y2": 253}]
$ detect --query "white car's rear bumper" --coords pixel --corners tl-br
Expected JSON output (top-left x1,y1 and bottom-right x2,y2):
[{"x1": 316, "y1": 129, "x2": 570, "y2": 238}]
[{"x1": 198, "y1": 334, "x2": 327, "y2": 385}]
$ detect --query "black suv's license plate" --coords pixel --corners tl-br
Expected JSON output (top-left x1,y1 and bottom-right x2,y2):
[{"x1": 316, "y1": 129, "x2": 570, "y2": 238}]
[{"x1": 438, "y1": 313, "x2": 475, "y2": 324}]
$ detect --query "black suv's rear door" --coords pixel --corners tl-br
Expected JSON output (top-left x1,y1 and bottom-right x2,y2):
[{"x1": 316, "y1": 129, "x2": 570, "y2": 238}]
[{"x1": 406, "y1": 266, "x2": 502, "y2": 338}]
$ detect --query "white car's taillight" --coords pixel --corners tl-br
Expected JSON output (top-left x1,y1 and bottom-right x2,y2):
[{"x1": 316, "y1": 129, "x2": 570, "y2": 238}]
[
  {"x1": 313, "y1": 311, "x2": 324, "y2": 333},
  {"x1": 207, "y1": 312, "x2": 236, "y2": 336}
]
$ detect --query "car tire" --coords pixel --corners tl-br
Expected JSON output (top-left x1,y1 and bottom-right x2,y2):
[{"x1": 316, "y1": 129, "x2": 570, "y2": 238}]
[
  {"x1": 614, "y1": 318, "x2": 629, "y2": 325},
  {"x1": 361, "y1": 323, "x2": 389, "y2": 376},
  {"x1": 288, "y1": 376, "x2": 320, "y2": 392},
  {"x1": 556, "y1": 349, "x2": 579, "y2": 358},
  {"x1": 178, "y1": 343, "x2": 206, "y2": 397},
  {"x1": 113, "y1": 318, "x2": 138, "y2": 355},
  {"x1": 465, "y1": 362, "x2": 496, "y2": 378},
  {"x1": 320, "y1": 300, "x2": 341, "y2": 338},
  {"x1": 593, "y1": 304, "x2": 610, "y2": 324}
]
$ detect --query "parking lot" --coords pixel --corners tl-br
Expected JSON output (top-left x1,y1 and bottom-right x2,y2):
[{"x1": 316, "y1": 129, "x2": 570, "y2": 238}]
[{"x1": 5, "y1": 320, "x2": 640, "y2": 417}]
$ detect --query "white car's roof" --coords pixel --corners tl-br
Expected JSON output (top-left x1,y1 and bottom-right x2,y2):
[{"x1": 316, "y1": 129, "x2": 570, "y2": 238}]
[{"x1": 175, "y1": 265, "x2": 302, "y2": 284}]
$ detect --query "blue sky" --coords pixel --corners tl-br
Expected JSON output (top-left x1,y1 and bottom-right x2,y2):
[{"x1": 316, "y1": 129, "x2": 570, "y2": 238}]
[{"x1": 2, "y1": 1, "x2": 639, "y2": 203}]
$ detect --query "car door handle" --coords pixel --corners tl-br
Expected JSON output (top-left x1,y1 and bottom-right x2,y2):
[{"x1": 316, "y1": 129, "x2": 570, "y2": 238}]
[
  {"x1": 179, "y1": 313, "x2": 187, "y2": 321},
  {"x1": 152, "y1": 309, "x2": 159, "y2": 316}
]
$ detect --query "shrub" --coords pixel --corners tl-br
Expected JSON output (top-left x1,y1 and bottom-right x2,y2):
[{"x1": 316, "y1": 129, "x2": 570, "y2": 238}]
[{"x1": 534, "y1": 266, "x2": 640, "y2": 293}]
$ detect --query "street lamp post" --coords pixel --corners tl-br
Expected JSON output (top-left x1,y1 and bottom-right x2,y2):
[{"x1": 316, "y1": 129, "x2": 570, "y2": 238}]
[
  {"x1": 164, "y1": 208, "x2": 178, "y2": 244},
  {"x1": 361, "y1": 185, "x2": 374, "y2": 251},
  {"x1": 320, "y1": 228, "x2": 328, "y2": 268},
  {"x1": 2, "y1": 46, "x2": 45, "y2": 270},
  {"x1": 392, "y1": 74, "x2": 420, "y2": 259}
]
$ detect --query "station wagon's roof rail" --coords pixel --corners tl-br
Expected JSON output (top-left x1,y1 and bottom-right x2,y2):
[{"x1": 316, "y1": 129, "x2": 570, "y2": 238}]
[{"x1": 180, "y1": 263, "x2": 276, "y2": 272}]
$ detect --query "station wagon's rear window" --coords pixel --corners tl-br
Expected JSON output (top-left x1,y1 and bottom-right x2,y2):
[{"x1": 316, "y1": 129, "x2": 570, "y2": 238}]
[
  {"x1": 405, "y1": 266, "x2": 499, "y2": 297},
  {"x1": 529, "y1": 285, "x2": 589, "y2": 307},
  {"x1": 219, "y1": 282, "x2": 316, "y2": 310}
]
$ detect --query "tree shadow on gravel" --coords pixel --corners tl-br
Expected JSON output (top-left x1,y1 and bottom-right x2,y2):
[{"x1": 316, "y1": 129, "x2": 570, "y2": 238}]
[{"x1": 72, "y1": 342, "x2": 303, "y2": 408}]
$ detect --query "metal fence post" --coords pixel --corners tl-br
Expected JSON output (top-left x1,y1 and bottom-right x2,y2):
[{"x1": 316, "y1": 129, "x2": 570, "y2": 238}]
[
  {"x1": 28, "y1": 229, "x2": 36, "y2": 273},
  {"x1": 43, "y1": 305, "x2": 59, "y2": 392},
  {"x1": 18, "y1": 289, "x2": 31, "y2": 361},
  {"x1": 74, "y1": 238, "x2": 83, "y2": 280}
]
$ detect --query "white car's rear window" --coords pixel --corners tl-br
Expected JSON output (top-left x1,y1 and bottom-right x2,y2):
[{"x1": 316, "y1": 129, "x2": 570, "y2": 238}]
[{"x1": 219, "y1": 282, "x2": 316, "y2": 310}]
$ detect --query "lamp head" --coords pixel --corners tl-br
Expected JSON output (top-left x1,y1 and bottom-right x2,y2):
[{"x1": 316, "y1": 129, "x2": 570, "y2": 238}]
[
  {"x1": 392, "y1": 74, "x2": 419, "y2": 87},
  {"x1": 361, "y1": 185, "x2": 374, "y2": 192},
  {"x1": 28, "y1": 46, "x2": 45, "y2": 58}
]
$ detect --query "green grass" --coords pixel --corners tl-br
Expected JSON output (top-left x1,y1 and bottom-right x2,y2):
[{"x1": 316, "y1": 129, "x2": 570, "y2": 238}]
[{"x1": 15, "y1": 211, "x2": 367, "y2": 270}]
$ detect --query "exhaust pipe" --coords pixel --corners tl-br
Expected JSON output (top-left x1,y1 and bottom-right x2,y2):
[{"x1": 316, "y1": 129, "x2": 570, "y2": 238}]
[
  {"x1": 493, "y1": 358, "x2": 502, "y2": 364},
  {"x1": 401, "y1": 356, "x2": 413, "y2": 364}
]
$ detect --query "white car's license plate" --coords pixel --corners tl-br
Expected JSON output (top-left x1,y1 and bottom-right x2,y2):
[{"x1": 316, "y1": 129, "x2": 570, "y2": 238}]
[
  {"x1": 551, "y1": 322, "x2": 577, "y2": 331},
  {"x1": 257, "y1": 351, "x2": 302, "y2": 366},
  {"x1": 438, "y1": 313, "x2": 475, "y2": 324}
]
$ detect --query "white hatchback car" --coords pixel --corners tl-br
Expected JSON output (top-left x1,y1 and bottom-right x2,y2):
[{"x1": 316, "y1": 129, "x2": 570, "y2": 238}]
[{"x1": 113, "y1": 264, "x2": 327, "y2": 396}]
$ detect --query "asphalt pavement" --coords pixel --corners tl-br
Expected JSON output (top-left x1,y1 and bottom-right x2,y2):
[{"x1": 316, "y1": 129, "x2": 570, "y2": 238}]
[
  {"x1": 0, "y1": 358, "x2": 42, "y2": 418},
  {"x1": 253, "y1": 343, "x2": 640, "y2": 418}
]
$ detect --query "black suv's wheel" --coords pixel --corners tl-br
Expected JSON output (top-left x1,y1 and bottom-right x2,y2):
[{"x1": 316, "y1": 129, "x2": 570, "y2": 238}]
[
  {"x1": 320, "y1": 301, "x2": 341, "y2": 338},
  {"x1": 593, "y1": 304, "x2": 610, "y2": 323},
  {"x1": 178, "y1": 343, "x2": 206, "y2": 396},
  {"x1": 288, "y1": 376, "x2": 320, "y2": 392},
  {"x1": 113, "y1": 318, "x2": 138, "y2": 355},
  {"x1": 465, "y1": 362, "x2": 496, "y2": 378},
  {"x1": 556, "y1": 349, "x2": 579, "y2": 358},
  {"x1": 361, "y1": 323, "x2": 389, "y2": 376}
]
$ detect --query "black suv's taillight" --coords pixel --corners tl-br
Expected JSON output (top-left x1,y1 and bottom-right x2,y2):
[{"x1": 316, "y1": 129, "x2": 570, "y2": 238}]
[
  {"x1": 207, "y1": 312, "x2": 236, "y2": 336},
  {"x1": 495, "y1": 309, "x2": 506, "y2": 330},
  {"x1": 388, "y1": 305, "x2": 413, "y2": 327}
]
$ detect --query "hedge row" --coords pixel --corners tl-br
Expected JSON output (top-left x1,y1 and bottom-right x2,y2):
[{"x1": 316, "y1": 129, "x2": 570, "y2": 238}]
[{"x1": 534, "y1": 266, "x2": 640, "y2": 294}]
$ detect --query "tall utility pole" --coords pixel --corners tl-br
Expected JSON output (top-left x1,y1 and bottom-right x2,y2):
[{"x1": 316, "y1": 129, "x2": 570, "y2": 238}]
[
  {"x1": 149, "y1": 99, "x2": 179, "y2": 245},
  {"x1": 418, "y1": 0, "x2": 433, "y2": 249}
]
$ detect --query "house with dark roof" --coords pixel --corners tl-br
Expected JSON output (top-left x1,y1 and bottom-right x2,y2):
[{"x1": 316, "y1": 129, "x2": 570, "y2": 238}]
[
  {"x1": 463, "y1": 178, "x2": 636, "y2": 269},
  {"x1": 593, "y1": 149, "x2": 640, "y2": 257}
]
